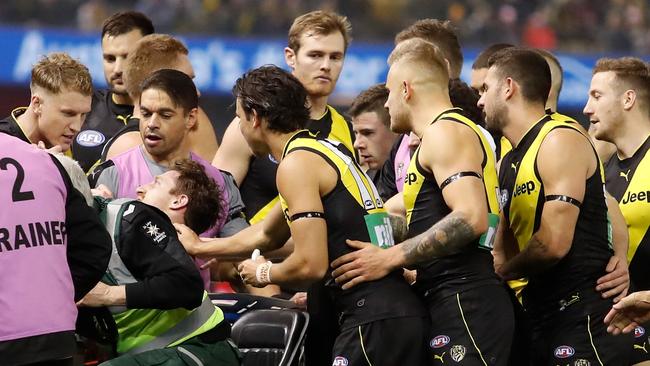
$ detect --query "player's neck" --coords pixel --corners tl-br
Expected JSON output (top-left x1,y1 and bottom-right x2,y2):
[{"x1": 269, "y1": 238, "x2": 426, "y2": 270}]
[
  {"x1": 144, "y1": 142, "x2": 191, "y2": 168},
  {"x1": 505, "y1": 103, "x2": 547, "y2": 148},
  {"x1": 112, "y1": 92, "x2": 133, "y2": 106},
  {"x1": 268, "y1": 130, "x2": 298, "y2": 163},
  {"x1": 15, "y1": 107, "x2": 43, "y2": 144},
  {"x1": 614, "y1": 116, "x2": 650, "y2": 159},
  {"x1": 411, "y1": 96, "x2": 454, "y2": 138},
  {"x1": 308, "y1": 94, "x2": 329, "y2": 120}
]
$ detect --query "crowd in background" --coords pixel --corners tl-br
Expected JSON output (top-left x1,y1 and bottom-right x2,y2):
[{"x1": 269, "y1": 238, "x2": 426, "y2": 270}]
[{"x1": 1, "y1": 0, "x2": 649, "y2": 54}]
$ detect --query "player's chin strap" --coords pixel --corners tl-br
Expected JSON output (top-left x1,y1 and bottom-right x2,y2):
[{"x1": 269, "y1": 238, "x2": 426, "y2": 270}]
[
  {"x1": 545, "y1": 194, "x2": 582, "y2": 208},
  {"x1": 440, "y1": 171, "x2": 482, "y2": 190},
  {"x1": 289, "y1": 211, "x2": 325, "y2": 222}
]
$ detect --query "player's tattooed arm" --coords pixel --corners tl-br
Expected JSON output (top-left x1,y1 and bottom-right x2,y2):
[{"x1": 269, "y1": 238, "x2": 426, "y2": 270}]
[
  {"x1": 399, "y1": 212, "x2": 476, "y2": 266},
  {"x1": 497, "y1": 235, "x2": 559, "y2": 280},
  {"x1": 389, "y1": 215, "x2": 409, "y2": 243}
]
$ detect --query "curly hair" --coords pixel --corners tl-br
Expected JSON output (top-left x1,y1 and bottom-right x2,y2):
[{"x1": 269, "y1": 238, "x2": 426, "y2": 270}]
[
  {"x1": 170, "y1": 159, "x2": 223, "y2": 234},
  {"x1": 232, "y1": 65, "x2": 310, "y2": 133}
]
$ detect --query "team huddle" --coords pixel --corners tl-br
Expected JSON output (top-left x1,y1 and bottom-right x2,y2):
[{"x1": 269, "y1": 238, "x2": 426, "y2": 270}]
[{"x1": 1, "y1": 7, "x2": 650, "y2": 366}]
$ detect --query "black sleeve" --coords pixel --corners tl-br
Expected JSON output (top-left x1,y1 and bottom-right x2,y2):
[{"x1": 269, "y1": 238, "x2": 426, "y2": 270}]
[
  {"x1": 375, "y1": 135, "x2": 402, "y2": 201},
  {"x1": 117, "y1": 201, "x2": 204, "y2": 310},
  {"x1": 51, "y1": 155, "x2": 112, "y2": 302}
]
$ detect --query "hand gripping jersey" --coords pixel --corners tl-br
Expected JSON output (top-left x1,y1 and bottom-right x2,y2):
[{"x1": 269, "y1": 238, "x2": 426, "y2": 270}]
[
  {"x1": 279, "y1": 130, "x2": 425, "y2": 330},
  {"x1": 403, "y1": 108, "x2": 501, "y2": 299},
  {"x1": 499, "y1": 115, "x2": 612, "y2": 312},
  {"x1": 97, "y1": 198, "x2": 225, "y2": 355},
  {"x1": 241, "y1": 105, "x2": 355, "y2": 224},
  {"x1": 605, "y1": 134, "x2": 650, "y2": 290}
]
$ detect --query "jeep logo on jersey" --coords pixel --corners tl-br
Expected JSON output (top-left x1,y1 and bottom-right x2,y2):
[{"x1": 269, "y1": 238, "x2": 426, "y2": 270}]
[
  {"x1": 513, "y1": 181, "x2": 536, "y2": 197},
  {"x1": 622, "y1": 190, "x2": 650, "y2": 204},
  {"x1": 554, "y1": 345, "x2": 575, "y2": 358},
  {"x1": 635, "y1": 326, "x2": 646, "y2": 338},
  {"x1": 332, "y1": 356, "x2": 348, "y2": 366},
  {"x1": 430, "y1": 335, "x2": 450, "y2": 349},
  {"x1": 405, "y1": 172, "x2": 417, "y2": 185},
  {"x1": 76, "y1": 130, "x2": 105, "y2": 147}
]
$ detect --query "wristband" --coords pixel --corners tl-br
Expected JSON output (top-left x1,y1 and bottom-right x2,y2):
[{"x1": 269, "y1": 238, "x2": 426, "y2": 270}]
[{"x1": 255, "y1": 261, "x2": 273, "y2": 285}]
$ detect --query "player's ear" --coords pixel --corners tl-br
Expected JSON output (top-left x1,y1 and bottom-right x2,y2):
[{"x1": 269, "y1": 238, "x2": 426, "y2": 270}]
[
  {"x1": 622, "y1": 89, "x2": 637, "y2": 111},
  {"x1": 185, "y1": 108, "x2": 198, "y2": 130},
  {"x1": 171, "y1": 194, "x2": 189, "y2": 210},
  {"x1": 31, "y1": 94, "x2": 42, "y2": 116},
  {"x1": 285, "y1": 47, "x2": 296, "y2": 69},
  {"x1": 251, "y1": 109, "x2": 262, "y2": 128}
]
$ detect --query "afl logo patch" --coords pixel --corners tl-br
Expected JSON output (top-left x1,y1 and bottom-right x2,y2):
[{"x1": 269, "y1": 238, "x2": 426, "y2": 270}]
[
  {"x1": 635, "y1": 326, "x2": 645, "y2": 338},
  {"x1": 76, "y1": 130, "x2": 105, "y2": 147},
  {"x1": 332, "y1": 356, "x2": 348, "y2": 366},
  {"x1": 554, "y1": 345, "x2": 575, "y2": 358},
  {"x1": 430, "y1": 335, "x2": 450, "y2": 349}
]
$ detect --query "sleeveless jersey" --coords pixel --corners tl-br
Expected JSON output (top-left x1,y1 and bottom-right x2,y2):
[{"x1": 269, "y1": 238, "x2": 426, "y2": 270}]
[
  {"x1": 0, "y1": 108, "x2": 30, "y2": 144},
  {"x1": 280, "y1": 130, "x2": 425, "y2": 329},
  {"x1": 605, "y1": 134, "x2": 650, "y2": 290},
  {"x1": 0, "y1": 133, "x2": 76, "y2": 342},
  {"x1": 403, "y1": 108, "x2": 501, "y2": 298},
  {"x1": 241, "y1": 105, "x2": 355, "y2": 224},
  {"x1": 73, "y1": 90, "x2": 134, "y2": 172},
  {"x1": 499, "y1": 116, "x2": 612, "y2": 312}
]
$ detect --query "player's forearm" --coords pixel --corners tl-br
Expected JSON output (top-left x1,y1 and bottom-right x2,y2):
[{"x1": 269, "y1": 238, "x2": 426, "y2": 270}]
[
  {"x1": 498, "y1": 234, "x2": 562, "y2": 280},
  {"x1": 395, "y1": 211, "x2": 479, "y2": 268},
  {"x1": 606, "y1": 194, "x2": 629, "y2": 262},
  {"x1": 196, "y1": 222, "x2": 286, "y2": 260},
  {"x1": 269, "y1": 254, "x2": 326, "y2": 289}
]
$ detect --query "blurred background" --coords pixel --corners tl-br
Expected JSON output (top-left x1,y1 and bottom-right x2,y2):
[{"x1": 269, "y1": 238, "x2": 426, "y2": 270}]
[{"x1": 0, "y1": 0, "x2": 649, "y2": 136}]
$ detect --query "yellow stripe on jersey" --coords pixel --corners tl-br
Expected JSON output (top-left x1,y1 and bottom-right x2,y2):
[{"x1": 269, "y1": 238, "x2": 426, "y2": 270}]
[
  {"x1": 328, "y1": 105, "x2": 355, "y2": 157},
  {"x1": 618, "y1": 146, "x2": 650, "y2": 262},
  {"x1": 404, "y1": 111, "x2": 500, "y2": 227},
  {"x1": 508, "y1": 119, "x2": 596, "y2": 251},
  {"x1": 279, "y1": 131, "x2": 385, "y2": 223}
]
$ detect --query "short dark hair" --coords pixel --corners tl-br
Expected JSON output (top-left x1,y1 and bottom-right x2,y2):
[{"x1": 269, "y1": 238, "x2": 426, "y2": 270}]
[
  {"x1": 139, "y1": 69, "x2": 198, "y2": 115},
  {"x1": 395, "y1": 19, "x2": 463, "y2": 79},
  {"x1": 348, "y1": 84, "x2": 390, "y2": 128},
  {"x1": 171, "y1": 159, "x2": 223, "y2": 234},
  {"x1": 449, "y1": 79, "x2": 484, "y2": 127},
  {"x1": 233, "y1": 65, "x2": 310, "y2": 134},
  {"x1": 472, "y1": 43, "x2": 514, "y2": 70},
  {"x1": 488, "y1": 48, "x2": 551, "y2": 106},
  {"x1": 101, "y1": 11, "x2": 154, "y2": 39}
]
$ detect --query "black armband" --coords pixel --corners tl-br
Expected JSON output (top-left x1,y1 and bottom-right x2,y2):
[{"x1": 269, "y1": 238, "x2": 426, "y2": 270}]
[
  {"x1": 440, "y1": 171, "x2": 481, "y2": 190},
  {"x1": 289, "y1": 211, "x2": 325, "y2": 222},
  {"x1": 545, "y1": 195, "x2": 582, "y2": 207}
]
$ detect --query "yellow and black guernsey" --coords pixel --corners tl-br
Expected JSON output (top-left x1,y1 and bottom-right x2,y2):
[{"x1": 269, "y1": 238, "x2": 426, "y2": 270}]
[
  {"x1": 499, "y1": 115, "x2": 612, "y2": 312},
  {"x1": 280, "y1": 130, "x2": 425, "y2": 330},
  {"x1": 403, "y1": 108, "x2": 502, "y2": 298},
  {"x1": 605, "y1": 134, "x2": 650, "y2": 291},
  {"x1": 241, "y1": 105, "x2": 355, "y2": 224}
]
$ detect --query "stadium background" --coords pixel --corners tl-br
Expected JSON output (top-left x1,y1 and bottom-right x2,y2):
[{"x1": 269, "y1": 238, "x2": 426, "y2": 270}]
[{"x1": 0, "y1": 0, "x2": 649, "y2": 138}]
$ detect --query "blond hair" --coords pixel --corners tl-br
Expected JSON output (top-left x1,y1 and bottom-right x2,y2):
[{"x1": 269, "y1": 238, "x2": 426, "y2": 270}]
[
  {"x1": 31, "y1": 52, "x2": 92, "y2": 96},
  {"x1": 124, "y1": 34, "x2": 189, "y2": 98},
  {"x1": 288, "y1": 10, "x2": 352, "y2": 53},
  {"x1": 388, "y1": 38, "x2": 449, "y2": 81},
  {"x1": 594, "y1": 57, "x2": 650, "y2": 114}
]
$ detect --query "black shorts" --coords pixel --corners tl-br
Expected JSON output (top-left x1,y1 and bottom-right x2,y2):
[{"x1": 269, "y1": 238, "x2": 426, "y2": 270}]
[
  {"x1": 426, "y1": 284, "x2": 514, "y2": 365},
  {"x1": 305, "y1": 279, "x2": 339, "y2": 366},
  {"x1": 529, "y1": 291, "x2": 633, "y2": 366},
  {"x1": 332, "y1": 316, "x2": 428, "y2": 366},
  {"x1": 630, "y1": 322, "x2": 650, "y2": 364}
]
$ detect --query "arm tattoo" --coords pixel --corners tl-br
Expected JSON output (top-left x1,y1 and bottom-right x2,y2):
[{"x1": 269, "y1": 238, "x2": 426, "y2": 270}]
[
  {"x1": 400, "y1": 212, "x2": 477, "y2": 266},
  {"x1": 501, "y1": 235, "x2": 561, "y2": 279},
  {"x1": 389, "y1": 215, "x2": 409, "y2": 243}
]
